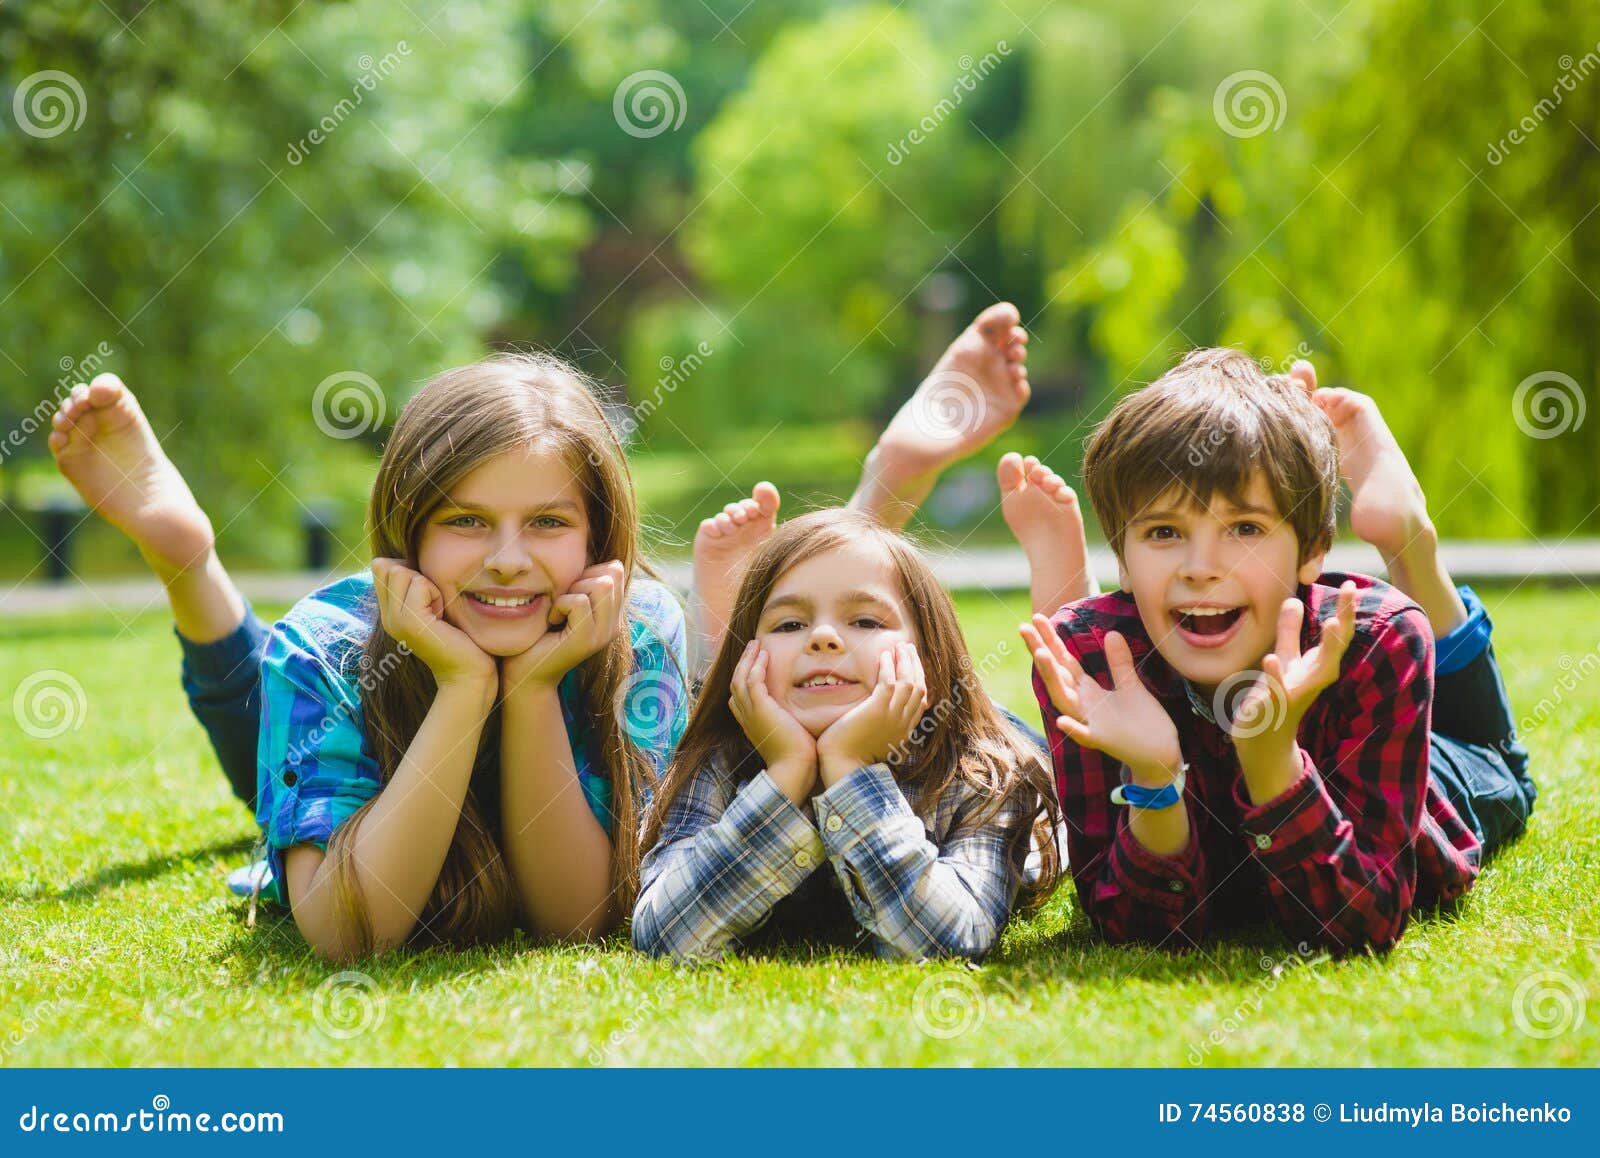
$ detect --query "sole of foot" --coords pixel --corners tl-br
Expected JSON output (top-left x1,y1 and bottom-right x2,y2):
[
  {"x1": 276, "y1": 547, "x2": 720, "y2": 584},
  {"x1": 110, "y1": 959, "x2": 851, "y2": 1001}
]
[
  {"x1": 1298, "y1": 366, "x2": 1433, "y2": 559},
  {"x1": 692, "y1": 481, "x2": 782, "y2": 639},
  {"x1": 48, "y1": 372, "x2": 216, "y2": 577},
  {"x1": 874, "y1": 302, "x2": 1031, "y2": 482},
  {"x1": 998, "y1": 452, "x2": 1093, "y2": 608}
]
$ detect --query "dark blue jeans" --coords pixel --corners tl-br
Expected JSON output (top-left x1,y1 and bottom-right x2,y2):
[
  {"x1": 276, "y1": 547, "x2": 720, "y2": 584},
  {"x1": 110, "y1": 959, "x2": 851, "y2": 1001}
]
[
  {"x1": 178, "y1": 602, "x2": 273, "y2": 811},
  {"x1": 1004, "y1": 586, "x2": 1536, "y2": 860}
]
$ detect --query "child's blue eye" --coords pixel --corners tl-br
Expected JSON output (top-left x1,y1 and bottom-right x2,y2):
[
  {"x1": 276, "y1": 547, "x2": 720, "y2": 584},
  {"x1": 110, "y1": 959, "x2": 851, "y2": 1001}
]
[
  {"x1": 770, "y1": 619, "x2": 803, "y2": 633},
  {"x1": 531, "y1": 515, "x2": 568, "y2": 530},
  {"x1": 853, "y1": 618, "x2": 885, "y2": 630},
  {"x1": 445, "y1": 514, "x2": 482, "y2": 528}
]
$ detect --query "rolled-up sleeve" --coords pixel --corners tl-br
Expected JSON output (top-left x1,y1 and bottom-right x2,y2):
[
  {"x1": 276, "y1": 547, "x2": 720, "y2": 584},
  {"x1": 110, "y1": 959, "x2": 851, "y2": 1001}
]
[{"x1": 254, "y1": 614, "x2": 380, "y2": 901}]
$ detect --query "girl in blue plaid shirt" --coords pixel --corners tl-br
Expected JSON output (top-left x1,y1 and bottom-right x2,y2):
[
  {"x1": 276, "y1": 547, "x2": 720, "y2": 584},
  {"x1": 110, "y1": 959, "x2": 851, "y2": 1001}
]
[
  {"x1": 634, "y1": 509, "x2": 1063, "y2": 961},
  {"x1": 47, "y1": 355, "x2": 689, "y2": 959}
]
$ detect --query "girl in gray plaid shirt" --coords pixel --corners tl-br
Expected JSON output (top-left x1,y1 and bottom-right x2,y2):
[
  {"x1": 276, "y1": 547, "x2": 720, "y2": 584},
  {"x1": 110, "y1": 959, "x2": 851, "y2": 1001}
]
[{"x1": 632, "y1": 509, "x2": 1062, "y2": 961}]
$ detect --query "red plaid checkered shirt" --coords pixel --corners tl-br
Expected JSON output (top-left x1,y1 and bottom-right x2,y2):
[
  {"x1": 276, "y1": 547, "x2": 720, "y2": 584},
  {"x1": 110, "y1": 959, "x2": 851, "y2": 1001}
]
[{"x1": 1033, "y1": 571, "x2": 1481, "y2": 954}]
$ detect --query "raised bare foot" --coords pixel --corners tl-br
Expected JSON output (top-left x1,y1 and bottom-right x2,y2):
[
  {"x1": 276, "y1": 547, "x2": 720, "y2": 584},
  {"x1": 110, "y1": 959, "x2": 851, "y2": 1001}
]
[
  {"x1": 692, "y1": 481, "x2": 781, "y2": 649},
  {"x1": 854, "y1": 302, "x2": 1029, "y2": 528},
  {"x1": 998, "y1": 452, "x2": 1093, "y2": 616},
  {"x1": 1305, "y1": 364, "x2": 1468, "y2": 634},
  {"x1": 1310, "y1": 380, "x2": 1431, "y2": 559},
  {"x1": 48, "y1": 373, "x2": 215, "y2": 578}
]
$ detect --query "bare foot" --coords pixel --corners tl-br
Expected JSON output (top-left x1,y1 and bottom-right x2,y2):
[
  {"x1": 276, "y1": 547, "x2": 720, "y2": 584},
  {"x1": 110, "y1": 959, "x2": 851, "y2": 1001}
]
[
  {"x1": 50, "y1": 373, "x2": 214, "y2": 575},
  {"x1": 1300, "y1": 361, "x2": 1466, "y2": 634},
  {"x1": 998, "y1": 452, "x2": 1093, "y2": 616},
  {"x1": 49, "y1": 373, "x2": 245, "y2": 642},
  {"x1": 691, "y1": 481, "x2": 781, "y2": 654},
  {"x1": 1308, "y1": 382, "x2": 1430, "y2": 559},
  {"x1": 852, "y1": 302, "x2": 1029, "y2": 529}
]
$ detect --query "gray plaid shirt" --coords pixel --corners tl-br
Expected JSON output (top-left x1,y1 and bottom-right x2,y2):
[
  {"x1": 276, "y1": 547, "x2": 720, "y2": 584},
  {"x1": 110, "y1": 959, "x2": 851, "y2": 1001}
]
[{"x1": 632, "y1": 755, "x2": 1031, "y2": 962}]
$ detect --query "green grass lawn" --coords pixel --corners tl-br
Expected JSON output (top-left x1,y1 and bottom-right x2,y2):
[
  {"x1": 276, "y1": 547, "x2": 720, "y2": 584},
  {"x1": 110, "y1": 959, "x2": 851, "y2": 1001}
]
[{"x1": 2, "y1": 585, "x2": 1595, "y2": 1066}]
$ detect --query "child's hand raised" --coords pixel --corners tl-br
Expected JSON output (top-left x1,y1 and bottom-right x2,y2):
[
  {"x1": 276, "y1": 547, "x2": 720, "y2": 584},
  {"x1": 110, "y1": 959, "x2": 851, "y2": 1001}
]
[
  {"x1": 815, "y1": 642, "x2": 929, "y2": 787},
  {"x1": 1020, "y1": 614, "x2": 1183, "y2": 781},
  {"x1": 1229, "y1": 582, "x2": 1358, "y2": 754},
  {"x1": 372, "y1": 558, "x2": 496, "y2": 689},
  {"x1": 501, "y1": 560, "x2": 629, "y2": 695},
  {"x1": 730, "y1": 642, "x2": 818, "y2": 804}
]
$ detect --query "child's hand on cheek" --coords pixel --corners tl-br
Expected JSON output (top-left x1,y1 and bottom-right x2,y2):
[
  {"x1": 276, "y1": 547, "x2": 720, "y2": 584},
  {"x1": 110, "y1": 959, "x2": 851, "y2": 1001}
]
[
  {"x1": 816, "y1": 642, "x2": 929, "y2": 787},
  {"x1": 373, "y1": 558, "x2": 497, "y2": 690},
  {"x1": 729, "y1": 641, "x2": 818, "y2": 805},
  {"x1": 501, "y1": 559, "x2": 629, "y2": 696}
]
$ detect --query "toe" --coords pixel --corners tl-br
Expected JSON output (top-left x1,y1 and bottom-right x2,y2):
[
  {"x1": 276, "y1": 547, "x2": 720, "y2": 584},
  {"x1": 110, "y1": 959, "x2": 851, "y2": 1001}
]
[
  {"x1": 88, "y1": 372, "x2": 126, "y2": 404},
  {"x1": 996, "y1": 452, "x2": 1025, "y2": 492},
  {"x1": 1289, "y1": 359, "x2": 1317, "y2": 396},
  {"x1": 697, "y1": 517, "x2": 724, "y2": 540},
  {"x1": 975, "y1": 302, "x2": 1021, "y2": 344},
  {"x1": 751, "y1": 481, "x2": 781, "y2": 518}
]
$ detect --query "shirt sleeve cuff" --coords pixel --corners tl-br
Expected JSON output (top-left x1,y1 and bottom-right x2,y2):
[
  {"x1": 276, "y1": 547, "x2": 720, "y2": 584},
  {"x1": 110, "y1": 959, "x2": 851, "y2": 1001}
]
[
  {"x1": 726, "y1": 769, "x2": 827, "y2": 890},
  {"x1": 1110, "y1": 810, "x2": 1205, "y2": 910},
  {"x1": 813, "y1": 763, "x2": 910, "y2": 857},
  {"x1": 1234, "y1": 749, "x2": 1349, "y2": 869}
]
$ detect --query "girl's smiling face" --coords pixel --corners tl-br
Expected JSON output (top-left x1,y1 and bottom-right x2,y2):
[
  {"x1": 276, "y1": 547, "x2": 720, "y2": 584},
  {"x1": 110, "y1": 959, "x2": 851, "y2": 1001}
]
[
  {"x1": 755, "y1": 539, "x2": 918, "y2": 737},
  {"x1": 415, "y1": 445, "x2": 591, "y2": 657}
]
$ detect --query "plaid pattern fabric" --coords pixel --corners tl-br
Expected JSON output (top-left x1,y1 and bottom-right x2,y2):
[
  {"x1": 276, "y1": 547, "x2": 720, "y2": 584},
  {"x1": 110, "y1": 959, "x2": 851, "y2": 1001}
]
[
  {"x1": 253, "y1": 571, "x2": 688, "y2": 905},
  {"x1": 632, "y1": 757, "x2": 1032, "y2": 962},
  {"x1": 1034, "y1": 571, "x2": 1481, "y2": 954}
]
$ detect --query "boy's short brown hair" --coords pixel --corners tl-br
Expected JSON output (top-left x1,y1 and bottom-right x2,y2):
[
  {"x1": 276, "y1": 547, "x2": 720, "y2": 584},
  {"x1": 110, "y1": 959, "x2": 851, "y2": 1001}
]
[{"x1": 1083, "y1": 348, "x2": 1339, "y2": 564}]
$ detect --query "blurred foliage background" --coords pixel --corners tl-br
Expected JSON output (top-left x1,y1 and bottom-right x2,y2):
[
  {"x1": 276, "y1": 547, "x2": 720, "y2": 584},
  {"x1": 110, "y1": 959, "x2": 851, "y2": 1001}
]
[{"x1": 1, "y1": 0, "x2": 1596, "y2": 578}]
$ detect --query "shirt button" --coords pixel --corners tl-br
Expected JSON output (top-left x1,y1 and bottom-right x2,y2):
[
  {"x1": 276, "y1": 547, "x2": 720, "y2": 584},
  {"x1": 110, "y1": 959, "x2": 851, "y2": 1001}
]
[
  {"x1": 794, "y1": 849, "x2": 816, "y2": 869},
  {"x1": 1254, "y1": 833, "x2": 1272, "y2": 851},
  {"x1": 825, "y1": 815, "x2": 843, "y2": 833},
  {"x1": 282, "y1": 770, "x2": 298, "y2": 787},
  {"x1": 1168, "y1": 880, "x2": 1185, "y2": 892}
]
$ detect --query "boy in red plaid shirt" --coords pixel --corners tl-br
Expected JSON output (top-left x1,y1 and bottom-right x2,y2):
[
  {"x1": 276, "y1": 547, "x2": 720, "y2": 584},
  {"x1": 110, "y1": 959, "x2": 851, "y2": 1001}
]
[{"x1": 1014, "y1": 349, "x2": 1536, "y2": 953}]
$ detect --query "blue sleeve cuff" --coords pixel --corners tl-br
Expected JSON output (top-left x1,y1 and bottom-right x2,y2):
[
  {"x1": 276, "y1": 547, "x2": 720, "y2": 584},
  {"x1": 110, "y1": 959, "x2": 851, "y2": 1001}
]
[{"x1": 1435, "y1": 585, "x2": 1491, "y2": 675}]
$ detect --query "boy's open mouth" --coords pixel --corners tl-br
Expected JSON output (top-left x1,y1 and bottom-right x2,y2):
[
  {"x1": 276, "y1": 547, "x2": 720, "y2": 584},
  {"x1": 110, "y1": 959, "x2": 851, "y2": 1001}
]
[{"x1": 1170, "y1": 605, "x2": 1244, "y2": 641}]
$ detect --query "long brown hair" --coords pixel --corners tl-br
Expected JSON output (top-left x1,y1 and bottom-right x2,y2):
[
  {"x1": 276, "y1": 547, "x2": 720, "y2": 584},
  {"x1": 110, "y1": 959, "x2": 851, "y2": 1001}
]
[
  {"x1": 327, "y1": 351, "x2": 673, "y2": 952},
  {"x1": 643, "y1": 509, "x2": 1062, "y2": 912}
]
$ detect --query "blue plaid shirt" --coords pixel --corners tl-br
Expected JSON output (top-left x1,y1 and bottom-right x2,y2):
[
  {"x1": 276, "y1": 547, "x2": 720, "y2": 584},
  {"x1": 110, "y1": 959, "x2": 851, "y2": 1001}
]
[
  {"x1": 253, "y1": 571, "x2": 688, "y2": 905},
  {"x1": 632, "y1": 756, "x2": 1033, "y2": 962}
]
